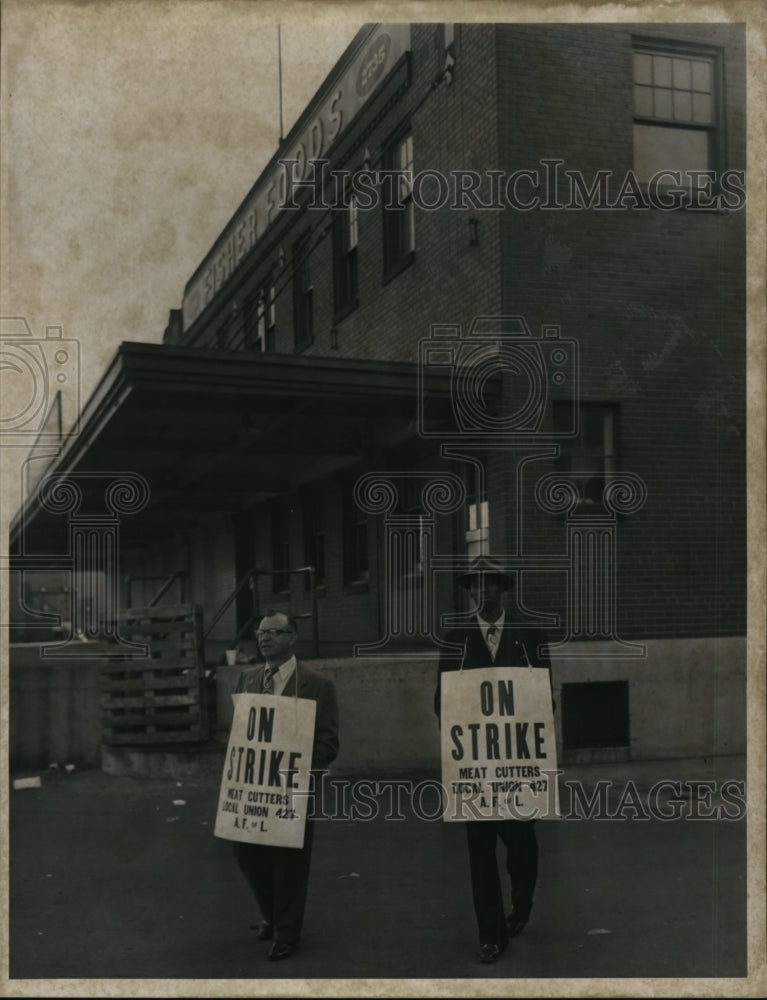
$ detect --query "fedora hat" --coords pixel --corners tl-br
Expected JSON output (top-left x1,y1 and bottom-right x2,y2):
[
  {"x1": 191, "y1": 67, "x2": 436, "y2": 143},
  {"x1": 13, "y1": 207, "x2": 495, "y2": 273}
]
[{"x1": 456, "y1": 555, "x2": 514, "y2": 590}]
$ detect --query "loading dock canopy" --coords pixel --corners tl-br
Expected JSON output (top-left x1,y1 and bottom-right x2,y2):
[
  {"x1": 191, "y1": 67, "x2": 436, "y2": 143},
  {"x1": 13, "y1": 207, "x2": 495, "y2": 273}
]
[{"x1": 11, "y1": 342, "x2": 457, "y2": 549}]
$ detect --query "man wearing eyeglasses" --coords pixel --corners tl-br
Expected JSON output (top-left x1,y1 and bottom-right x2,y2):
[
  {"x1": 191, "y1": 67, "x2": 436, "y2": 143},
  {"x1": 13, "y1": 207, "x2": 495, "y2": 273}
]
[{"x1": 232, "y1": 609, "x2": 339, "y2": 961}]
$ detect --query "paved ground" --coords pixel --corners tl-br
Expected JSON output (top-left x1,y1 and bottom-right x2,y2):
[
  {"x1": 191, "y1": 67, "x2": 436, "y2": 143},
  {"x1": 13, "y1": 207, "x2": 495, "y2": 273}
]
[{"x1": 6, "y1": 755, "x2": 748, "y2": 988}]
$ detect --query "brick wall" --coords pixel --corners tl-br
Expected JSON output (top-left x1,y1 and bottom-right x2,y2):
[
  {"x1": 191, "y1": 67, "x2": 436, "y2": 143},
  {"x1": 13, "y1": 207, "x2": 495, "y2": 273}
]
[
  {"x1": 166, "y1": 23, "x2": 746, "y2": 645},
  {"x1": 187, "y1": 24, "x2": 504, "y2": 362},
  {"x1": 492, "y1": 24, "x2": 746, "y2": 639}
]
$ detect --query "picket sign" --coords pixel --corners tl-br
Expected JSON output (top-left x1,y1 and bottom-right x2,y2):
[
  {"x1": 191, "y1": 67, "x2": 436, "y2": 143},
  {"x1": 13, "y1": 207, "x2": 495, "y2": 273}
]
[
  {"x1": 441, "y1": 667, "x2": 560, "y2": 822},
  {"x1": 214, "y1": 692, "x2": 316, "y2": 848}
]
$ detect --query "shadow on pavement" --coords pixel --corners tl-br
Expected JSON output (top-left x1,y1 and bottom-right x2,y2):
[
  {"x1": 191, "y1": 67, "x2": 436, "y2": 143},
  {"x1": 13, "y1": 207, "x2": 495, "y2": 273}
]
[{"x1": 8, "y1": 758, "x2": 746, "y2": 982}]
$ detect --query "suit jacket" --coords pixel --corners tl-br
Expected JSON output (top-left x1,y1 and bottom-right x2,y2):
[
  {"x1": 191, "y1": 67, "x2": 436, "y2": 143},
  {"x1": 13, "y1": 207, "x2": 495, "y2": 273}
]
[
  {"x1": 435, "y1": 617, "x2": 552, "y2": 719},
  {"x1": 235, "y1": 660, "x2": 340, "y2": 770}
]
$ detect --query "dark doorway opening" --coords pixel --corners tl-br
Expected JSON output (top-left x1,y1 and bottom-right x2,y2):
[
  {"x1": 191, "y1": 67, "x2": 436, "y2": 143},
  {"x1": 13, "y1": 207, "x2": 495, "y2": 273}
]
[{"x1": 561, "y1": 680, "x2": 630, "y2": 763}]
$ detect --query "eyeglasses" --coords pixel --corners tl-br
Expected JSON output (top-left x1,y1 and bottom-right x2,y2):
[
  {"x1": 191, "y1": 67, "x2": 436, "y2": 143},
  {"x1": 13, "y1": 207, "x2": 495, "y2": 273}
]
[{"x1": 256, "y1": 628, "x2": 293, "y2": 639}]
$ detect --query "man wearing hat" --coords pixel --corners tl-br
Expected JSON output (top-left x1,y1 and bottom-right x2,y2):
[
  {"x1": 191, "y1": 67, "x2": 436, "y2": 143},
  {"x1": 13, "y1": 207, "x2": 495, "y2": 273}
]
[{"x1": 434, "y1": 555, "x2": 553, "y2": 964}]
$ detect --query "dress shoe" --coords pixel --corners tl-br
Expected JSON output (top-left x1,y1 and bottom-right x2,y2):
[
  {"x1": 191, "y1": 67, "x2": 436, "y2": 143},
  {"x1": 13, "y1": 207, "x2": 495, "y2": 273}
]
[
  {"x1": 478, "y1": 942, "x2": 506, "y2": 964},
  {"x1": 506, "y1": 909, "x2": 529, "y2": 937},
  {"x1": 268, "y1": 940, "x2": 296, "y2": 961},
  {"x1": 251, "y1": 921, "x2": 273, "y2": 941}
]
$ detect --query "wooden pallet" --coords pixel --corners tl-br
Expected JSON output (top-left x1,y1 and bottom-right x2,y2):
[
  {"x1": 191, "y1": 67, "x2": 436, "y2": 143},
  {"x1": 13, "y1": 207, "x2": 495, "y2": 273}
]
[{"x1": 101, "y1": 603, "x2": 208, "y2": 745}]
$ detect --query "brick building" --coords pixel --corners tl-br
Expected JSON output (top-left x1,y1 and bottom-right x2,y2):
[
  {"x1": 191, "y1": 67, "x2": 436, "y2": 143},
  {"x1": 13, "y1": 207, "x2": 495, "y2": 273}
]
[{"x1": 10, "y1": 22, "x2": 746, "y2": 767}]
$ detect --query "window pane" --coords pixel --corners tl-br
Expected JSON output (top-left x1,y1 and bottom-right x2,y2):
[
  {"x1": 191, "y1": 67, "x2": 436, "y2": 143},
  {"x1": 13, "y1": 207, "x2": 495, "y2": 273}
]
[
  {"x1": 479, "y1": 500, "x2": 489, "y2": 528},
  {"x1": 693, "y1": 92, "x2": 712, "y2": 124},
  {"x1": 582, "y1": 407, "x2": 604, "y2": 448},
  {"x1": 384, "y1": 133, "x2": 414, "y2": 274},
  {"x1": 692, "y1": 59, "x2": 712, "y2": 92},
  {"x1": 603, "y1": 411, "x2": 614, "y2": 457},
  {"x1": 468, "y1": 504, "x2": 477, "y2": 532},
  {"x1": 404, "y1": 135, "x2": 414, "y2": 171},
  {"x1": 653, "y1": 55, "x2": 672, "y2": 87},
  {"x1": 654, "y1": 88, "x2": 672, "y2": 119},
  {"x1": 405, "y1": 201, "x2": 415, "y2": 252},
  {"x1": 633, "y1": 124, "x2": 710, "y2": 182},
  {"x1": 348, "y1": 198, "x2": 358, "y2": 248},
  {"x1": 634, "y1": 84, "x2": 653, "y2": 117},
  {"x1": 634, "y1": 52, "x2": 652, "y2": 85},
  {"x1": 257, "y1": 294, "x2": 265, "y2": 338},
  {"x1": 355, "y1": 522, "x2": 368, "y2": 579},
  {"x1": 673, "y1": 57, "x2": 691, "y2": 89},
  {"x1": 293, "y1": 235, "x2": 313, "y2": 348},
  {"x1": 673, "y1": 90, "x2": 692, "y2": 122}
]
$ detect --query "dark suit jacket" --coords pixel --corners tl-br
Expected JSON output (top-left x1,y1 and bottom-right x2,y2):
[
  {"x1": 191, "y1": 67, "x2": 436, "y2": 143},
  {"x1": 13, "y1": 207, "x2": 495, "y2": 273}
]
[
  {"x1": 435, "y1": 617, "x2": 552, "y2": 719},
  {"x1": 235, "y1": 661, "x2": 340, "y2": 770}
]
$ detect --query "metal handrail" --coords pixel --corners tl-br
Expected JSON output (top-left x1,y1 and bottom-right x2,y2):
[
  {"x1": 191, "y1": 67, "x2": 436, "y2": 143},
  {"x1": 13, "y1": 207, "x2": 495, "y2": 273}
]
[
  {"x1": 235, "y1": 611, "x2": 260, "y2": 644},
  {"x1": 125, "y1": 571, "x2": 189, "y2": 608},
  {"x1": 149, "y1": 571, "x2": 190, "y2": 607},
  {"x1": 204, "y1": 569, "x2": 258, "y2": 639}
]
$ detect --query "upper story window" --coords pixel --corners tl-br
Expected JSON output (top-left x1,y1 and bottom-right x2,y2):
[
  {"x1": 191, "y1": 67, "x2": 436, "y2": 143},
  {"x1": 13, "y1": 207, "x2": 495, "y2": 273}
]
[
  {"x1": 292, "y1": 232, "x2": 313, "y2": 353},
  {"x1": 397, "y1": 477, "x2": 427, "y2": 586},
  {"x1": 382, "y1": 130, "x2": 415, "y2": 280},
  {"x1": 633, "y1": 41, "x2": 721, "y2": 184},
  {"x1": 439, "y1": 23, "x2": 458, "y2": 82},
  {"x1": 554, "y1": 402, "x2": 619, "y2": 509},
  {"x1": 464, "y1": 460, "x2": 489, "y2": 557},
  {"x1": 244, "y1": 275, "x2": 276, "y2": 353},
  {"x1": 216, "y1": 314, "x2": 235, "y2": 350},
  {"x1": 333, "y1": 189, "x2": 359, "y2": 320},
  {"x1": 342, "y1": 477, "x2": 369, "y2": 589},
  {"x1": 302, "y1": 486, "x2": 326, "y2": 591},
  {"x1": 257, "y1": 278, "x2": 276, "y2": 353}
]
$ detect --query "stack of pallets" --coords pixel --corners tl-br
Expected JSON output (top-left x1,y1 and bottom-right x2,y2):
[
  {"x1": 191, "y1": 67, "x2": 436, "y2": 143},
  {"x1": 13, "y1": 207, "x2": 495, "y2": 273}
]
[{"x1": 101, "y1": 603, "x2": 208, "y2": 745}]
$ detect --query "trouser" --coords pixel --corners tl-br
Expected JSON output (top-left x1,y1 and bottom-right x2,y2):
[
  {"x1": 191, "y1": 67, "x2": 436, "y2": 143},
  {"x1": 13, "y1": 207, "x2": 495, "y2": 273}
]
[
  {"x1": 233, "y1": 819, "x2": 316, "y2": 945},
  {"x1": 465, "y1": 819, "x2": 538, "y2": 946}
]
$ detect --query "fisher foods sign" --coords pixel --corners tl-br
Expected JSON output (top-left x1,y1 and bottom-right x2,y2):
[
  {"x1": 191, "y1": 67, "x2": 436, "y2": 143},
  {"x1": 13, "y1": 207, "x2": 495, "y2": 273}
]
[{"x1": 182, "y1": 24, "x2": 411, "y2": 330}]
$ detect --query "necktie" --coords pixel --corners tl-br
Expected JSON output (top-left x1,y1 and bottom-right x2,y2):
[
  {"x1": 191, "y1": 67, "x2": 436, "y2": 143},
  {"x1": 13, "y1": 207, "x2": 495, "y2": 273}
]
[
  {"x1": 263, "y1": 666, "x2": 275, "y2": 694},
  {"x1": 486, "y1": 626, "x2": 499, "y2": 659}
]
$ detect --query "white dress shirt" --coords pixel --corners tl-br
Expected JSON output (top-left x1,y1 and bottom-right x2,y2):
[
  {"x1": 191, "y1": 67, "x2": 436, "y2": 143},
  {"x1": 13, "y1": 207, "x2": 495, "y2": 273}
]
[
  {"x1": 477, "y1": 610, "x2": 505, "y2": 662},
  {"x1": 263, "y1": 655, "x2": 297, "y2": 696}
]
